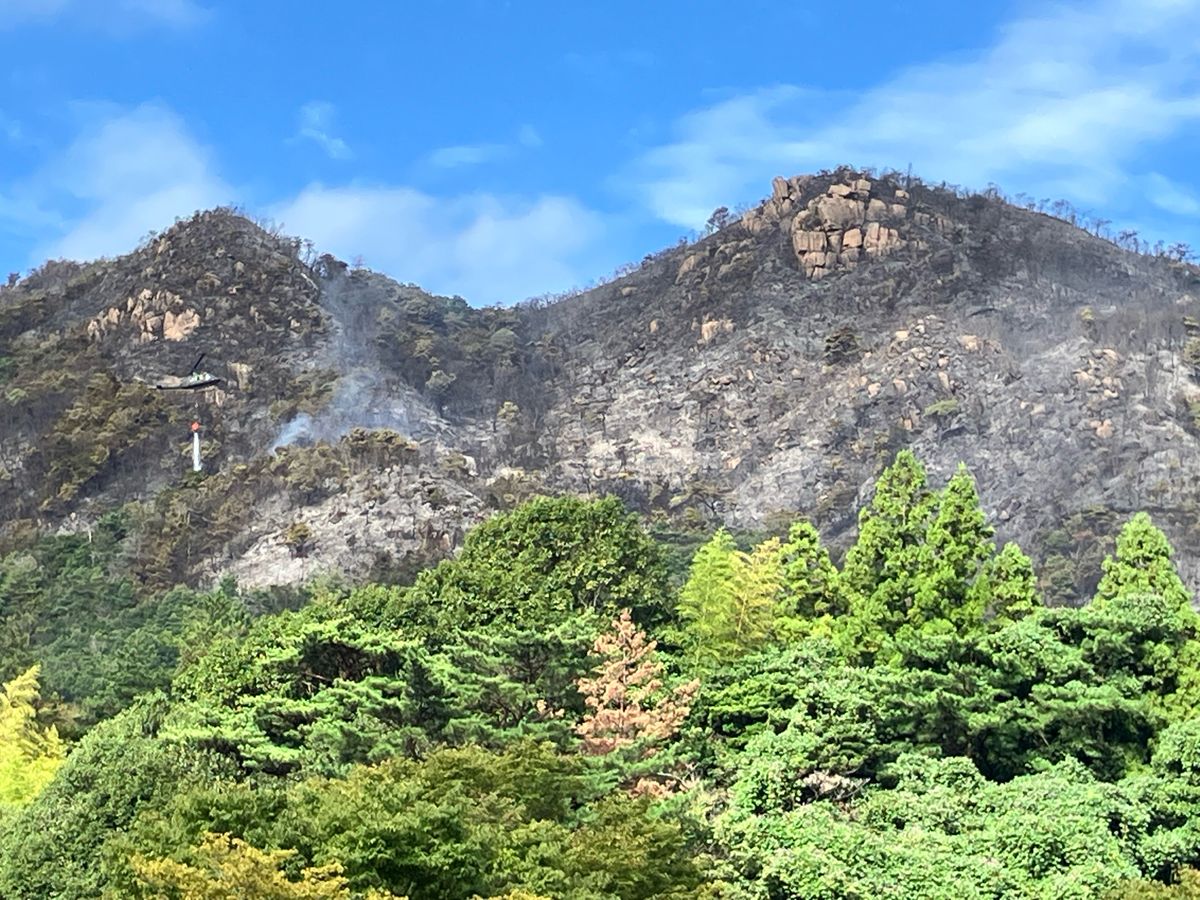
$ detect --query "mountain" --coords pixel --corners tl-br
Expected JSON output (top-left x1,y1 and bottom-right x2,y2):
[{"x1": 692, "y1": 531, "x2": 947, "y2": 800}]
[{"x1": 2, "y1": 166, "x2": 1199, "y2": 601}]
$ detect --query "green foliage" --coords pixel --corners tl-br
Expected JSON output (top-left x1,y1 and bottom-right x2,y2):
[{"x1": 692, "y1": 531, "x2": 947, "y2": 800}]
[
  {"x1": 7, "y1": 480, "x2": 1200, "y2": 898},
  {"x1": 0, "y1": 515, "x2": 265, "y2": 733},
  {"x1": 0, "y1": 665, "x2": 65, "y2": 815},
  {"x1": 718, "y1": 755, "x2": 1152, "y2": 898},
  {"x1": 405, "y1": 496, "x2": 670, "y2": 631},
  {"x1": 837, "y1": 450, "x2": 938, "y2": 658},
  {"x1": 974, "y1": 541, "x2": 1040, "y2": 623},
  {"x1": 283, "y1": 521, "x2": 315, "y2": 558},
  {"x1": 778, "y1": 519, "x2": 843, "y2": 622},
  {"x1": 116, "y1": 744, "x2": 707, "y2": 900},
  {"x1": 1095, "y1": 513, "x2": 1192, "y2": 610},
  {"x1": 836, "y1": 455, "x2": 1041, "y2": 663},
  {"x1": 42, "y1": 373, "x2": 179, "y2": 505},
  {"x1": 923, "y1": 397, "x2": 961, "y2": 418},
  {"x1": 1183, "y1": 337, "x2": 1200, "y2": 371},
  {"x1": 166, "y1": 590, "x2": 599, "y2": 778},
  {"x1": 0, "y1": 695, "x2": 218, "y2": 900},
  {"x1": 127, "y1": 832, "x2": 399, "y2": 899},
  {"x1": 1107, "y1": 869, "x2": 1200, "y2": 898},
  {"x1": 676, "y1": 530, "x2": 783, "y2": 667}
]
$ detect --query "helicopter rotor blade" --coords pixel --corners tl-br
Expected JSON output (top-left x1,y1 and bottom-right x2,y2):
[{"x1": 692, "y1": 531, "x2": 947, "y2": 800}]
[{"x1": 188, "y1": 353, "x2": 206, "y2": 375}]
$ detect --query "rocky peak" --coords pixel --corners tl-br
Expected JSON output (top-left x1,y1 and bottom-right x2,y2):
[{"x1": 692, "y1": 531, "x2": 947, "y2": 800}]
[
  {"x1": 740, "y1": 173, "x2": 918, "y2": 278},
  {"x1": 3, "y1": 170, "x2": 1200, "y2": 603}
]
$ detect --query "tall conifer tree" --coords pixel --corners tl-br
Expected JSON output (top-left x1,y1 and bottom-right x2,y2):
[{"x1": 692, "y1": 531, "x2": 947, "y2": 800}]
[{"x1": 1094, "y1": 512, "x2": 1191, "y2": 609}]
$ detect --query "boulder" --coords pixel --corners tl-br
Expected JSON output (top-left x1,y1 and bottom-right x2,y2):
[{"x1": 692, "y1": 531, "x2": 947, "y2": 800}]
[
  {"x1": 815, "y1": 196, "x2": 866, "y2": 229},
  {"x1": 792, "y1": 229, "x2": 827, "y2": 254}
]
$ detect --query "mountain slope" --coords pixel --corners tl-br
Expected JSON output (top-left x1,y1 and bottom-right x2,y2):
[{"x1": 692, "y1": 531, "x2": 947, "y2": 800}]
[{"x1": 2, "y1": 169, "x2": 1198, "y2": 600}]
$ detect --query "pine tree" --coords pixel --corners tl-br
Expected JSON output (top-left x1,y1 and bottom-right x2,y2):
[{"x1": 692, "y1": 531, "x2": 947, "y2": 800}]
[
  {"x1": 1094, "y1": 512, "x2": 1191, "y2": 609},
  {"x1": 0, "y1": 665, "x2": 65, "y2": 811},
  {"x1": 779, "y1": 520, "x2": 842, "y2": 620},
  {"x1": 910, "y1": 464, "x2": 995, "y2": 632},
  {"x1": 576, "y1": 610, "x2": 698, "y2": 757},
  {"x1": 971, "y1": 541, "x2": 1039, "y2": 624},
  {"x1": 837, "y1": 451, "x2": 936, "y2": 656}
]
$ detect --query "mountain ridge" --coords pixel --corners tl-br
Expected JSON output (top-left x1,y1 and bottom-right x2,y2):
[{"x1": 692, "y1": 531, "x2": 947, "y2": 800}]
[{"x1": 2, "y1": 167, "x2": 1198, "y2": 601}]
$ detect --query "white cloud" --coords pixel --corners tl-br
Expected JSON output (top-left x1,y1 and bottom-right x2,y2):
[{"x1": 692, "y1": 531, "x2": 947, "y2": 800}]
[
  {"x1": 0, "y1": 0, "x2": 209, "y2": 30},
  {"x1": 4, "y1": 104, "x2": 231, "y2": 262},
  {"x1": 1, "y1": 103, "x2": 605, "y2": 304},
  {"x1": 426, "y1": 143, "x2": 507, "y2": 169},
  {"x1": 624, "y1": 0, "x2": 1200, "y2": 229},
  {"x1": 517, "y1": 124, "x2": 543, "y2": 149},
  {"x1": 426, "y1": 125, "x2": 544, "y2": 170},
  {"x1": 1147, "y1": 172, "x2": 1200, "y2": 217},
  {"x1": 272, "y1": 185, "x2": 603, "y2": 304},
  {"x1": 296, "y1": 101, "x2": 352, "y2": 160}
]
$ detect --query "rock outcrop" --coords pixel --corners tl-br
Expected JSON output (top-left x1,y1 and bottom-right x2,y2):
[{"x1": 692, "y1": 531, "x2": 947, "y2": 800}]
[
  {"x1": 3, "y1": 172, "x2": 1199, "y2": 604},
  {"x1": 740, "y1": 174, "x2": 934, "y2": 278}
]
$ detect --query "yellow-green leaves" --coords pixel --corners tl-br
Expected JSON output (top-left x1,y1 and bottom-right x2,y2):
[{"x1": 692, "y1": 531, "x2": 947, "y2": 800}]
[
  {"x1": 128, "y1": 832, "x2": 407, "y2": 899},
  {"x1": 677, "y1": 530, "x2": 783, "y2": 667},
  {"x1": 0, "y1": 665, "x2": 64, "y2": 812}
]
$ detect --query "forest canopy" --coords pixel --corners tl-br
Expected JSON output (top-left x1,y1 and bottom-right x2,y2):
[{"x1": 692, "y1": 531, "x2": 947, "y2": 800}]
[{"x1": 3, "y1": 453, "x2": 1200, "y2": 898}]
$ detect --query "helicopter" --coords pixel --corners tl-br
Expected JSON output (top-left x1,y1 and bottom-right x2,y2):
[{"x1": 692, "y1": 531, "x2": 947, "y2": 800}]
[{"x1": 155, "y1": 353, "x2": 222, "y2": 391}]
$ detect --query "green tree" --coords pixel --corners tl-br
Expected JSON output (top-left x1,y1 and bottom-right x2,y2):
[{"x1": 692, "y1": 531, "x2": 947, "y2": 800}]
[
  {"x1": 1107, "y1": 869, "x2": 1200, "y2": 898},
  {"x1": 166, "y1": 599, "x2": 452, "y2": 777},
  {"x1": 115, "y1": 744, "x2": 708, "y2": 900},
  {"x1": 405, "y1": 496, "x2": 669, "y2": 632},
  {"x1": 677, "y1": 531, "x2": 783, "y2": 667},
  {"x1": 0, "y1": 695, "x2": 215, "y2": 900},
  {"x1": 0, "y1": 665, "x2": 65, "y2": 814},
  {"x1": 717, "y1": 754, "x2": 1149, "y2": 899},
  {"x1": 778, "y1": 519, "x2": 842, "y2": 623},
  {"x1": 971, "y1": 541, "x2": 1040, "y2": 625},
  {"x1": 128, "y1": 832, "x2": 405, "y2": 899},
  {"x1": 908, "y1": 464, "x2": 995, "y2": 635},
  {"x1": 837, "y1": 450, "x2": 936, "y2": 659},
  {"x1": 1095, "y1": 513, "x2": 1192, "y2": 610}
]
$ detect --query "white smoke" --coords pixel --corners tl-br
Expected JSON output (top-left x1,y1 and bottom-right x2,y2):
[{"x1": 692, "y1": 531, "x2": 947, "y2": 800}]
[
  {"x1": 269, "y1": 270, "x2": 433, "y2": 452},
  {"x1": 270, "y1": 413, "x2": 315, "y2": 451}
]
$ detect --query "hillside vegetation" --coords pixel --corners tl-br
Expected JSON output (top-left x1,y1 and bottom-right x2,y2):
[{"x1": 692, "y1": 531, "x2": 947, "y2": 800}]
[
  {"x1": 4, "y1": 169, "x2": 1200, "y2": 897},
  {"x1": 2, "y1": 169, "x2": 1199, "y2": 600},
  {"x1": 4, "y1": 454, "x2": 1200, "y2": 897}
]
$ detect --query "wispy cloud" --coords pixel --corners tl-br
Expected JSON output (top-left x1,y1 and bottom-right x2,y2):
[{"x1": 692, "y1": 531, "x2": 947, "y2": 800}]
[
  {"x1": 296, "y1": 101, "x2": 352, "y2": 160},
  {"x1": 1147, "y1": 172, "x2": 1200, "y2": 217},
  {"x1": 517, "y1": 124, "x2": 543, "y2": 149},
  {"x1": 272, "y1": 186, "x2": 603, "y2": 303},
  {"x1": 0, "y1": 0, "x2": 210, "y2": 30},
  {"x1": 427, "y1": 143, "x2": 507, "y2": 169},
  {"x1": 0, "y1": 102, "x2": 606, "y2": 304},
  {"x1": 623, "y1": 0, "x2": 1200, "y2": 229},
  {"x1": 425, "y1": 125, "x2": 545, "y2": 170},
  {"x1": 16, "y1": 104, "x2": 231, "y2": 262}
]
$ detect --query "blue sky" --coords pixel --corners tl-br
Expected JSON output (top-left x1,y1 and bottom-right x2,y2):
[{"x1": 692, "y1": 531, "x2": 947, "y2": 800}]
[{"x1": 0, "y1": 0, "x2": 1197, "y2": 304}]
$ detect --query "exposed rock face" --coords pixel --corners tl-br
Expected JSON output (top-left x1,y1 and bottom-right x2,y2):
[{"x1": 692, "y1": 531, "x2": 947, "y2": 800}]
[
  {"x1": 87, "y1": 289, "x2": 202, "y2": 343},
  {"x1": 3, "y1": 175, "x2": 1200, "y2": 604},
  {"x1": 741, "y1": 174, "x2": 920, "y2": 279}
]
